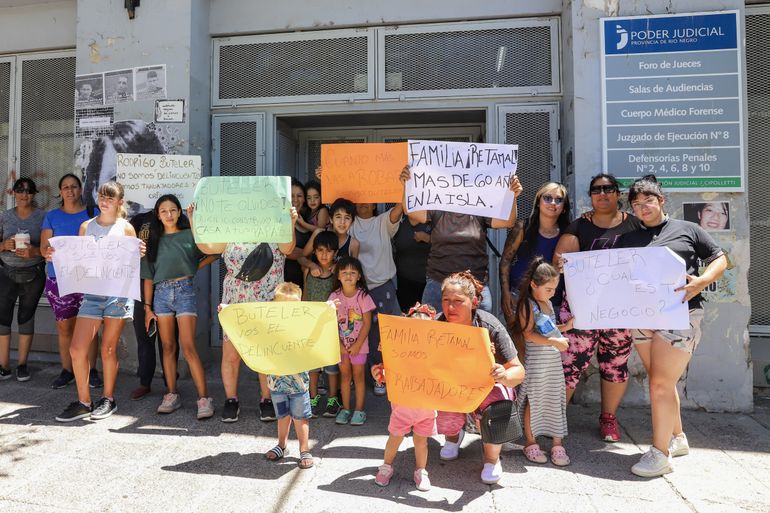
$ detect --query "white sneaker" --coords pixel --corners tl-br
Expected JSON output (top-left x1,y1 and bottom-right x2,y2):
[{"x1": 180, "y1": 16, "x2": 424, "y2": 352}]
[
  {"x1": 440, "y1": 429, "x2": 465, "y2": 461},
  {"x1": 631, "y1": 447, "x2": 673, "y2": 477},
  {"x1": 157, "y1": 393, "x2": 181, "y2": 414},
  {"x1": 480, "y1": 461, "x2": 503, "y2": 484},
  {"x1": 413, "y1": 468, "x2": 431, "y2": 491},
  {"x1": 670, "y1": 433, "x2": 689, "y2": 457}
]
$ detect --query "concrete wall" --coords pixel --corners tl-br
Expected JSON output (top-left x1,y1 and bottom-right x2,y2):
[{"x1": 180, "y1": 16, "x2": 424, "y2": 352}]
[{"x1": 0, "y1": 1, "x2": 75, "y2": 54}]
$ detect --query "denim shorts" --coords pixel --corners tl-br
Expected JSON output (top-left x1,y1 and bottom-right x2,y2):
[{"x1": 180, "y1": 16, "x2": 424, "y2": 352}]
[
  {"x1": 79, "y1": 294, "x2": 134, "y2": 320},
  {"x1": 271, "y1": 391, "x2": 312, "y2": 420},
  {"x1": 632, "y1": 308, "x2": 704, "y2": 355},
  {"x1": 311, "y1": 364, "x2": 340, "y2": 375},
  {"x1": 153, "y1": 277, "x2": 197, "y2": 317}
]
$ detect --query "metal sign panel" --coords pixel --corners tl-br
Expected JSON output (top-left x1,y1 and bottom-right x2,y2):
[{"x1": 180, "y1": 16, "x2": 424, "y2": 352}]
[{"x1": 601, "y1": 11, "x2": 745, "y2": 191}]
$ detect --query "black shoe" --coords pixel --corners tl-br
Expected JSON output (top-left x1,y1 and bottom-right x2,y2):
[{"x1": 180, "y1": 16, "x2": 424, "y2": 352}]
[
  {"x1": 51, "y1": 369, "x2": 75, "y2": 389},
  {"x1": 89, "y1": 369, "x2": 103, "y2": 389},
  {"x1": 323, "y1": 396, "x2": 341, "y2": 418},
  {"x1": 91, "y1": 397, "x2": 117, "y2": 420},
  {"x1": 259, "y1": 399, "x2": 276, "y2": 422},
  {"x1": 0, "y1": 366, "x2": 11, "y2": 381},
  {"x1": 15, "y1": 364, "x2": 31, "y2": 382},
  {"x1": 55, "y1": 401, "x2": 93, "y2": 422},
  {"x1": 221, "y1": 398, "x2": 240, "y2": 423}
]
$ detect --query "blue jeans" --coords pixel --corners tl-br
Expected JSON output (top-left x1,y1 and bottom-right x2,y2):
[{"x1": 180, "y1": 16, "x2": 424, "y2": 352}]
[
  {"x1": 153, "y1": 277, "x2": 197, "y2": 317},
  {"x1": 367, "y1": 279, "x2": 401, "y2": 367},
  {"x1": 271, "y1": 390, "x2": 312, "y2": 420},
  {"x1": 421, "y1": 277, "x2": 492, "y2": 314}
]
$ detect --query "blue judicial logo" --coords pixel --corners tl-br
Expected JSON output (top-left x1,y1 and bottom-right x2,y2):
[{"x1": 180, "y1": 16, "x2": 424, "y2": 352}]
[{"x1": 615, "y1": 25, "x2": 629, "y2": 50}]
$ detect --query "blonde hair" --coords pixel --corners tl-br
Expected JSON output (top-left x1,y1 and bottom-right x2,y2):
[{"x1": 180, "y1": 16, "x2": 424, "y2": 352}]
[
  {"x1": 274, "y1": 282, "x2": 302, "y2": 302},
  {"x1": 98, "y1": 181, "x2": 128, "y2": 219}
]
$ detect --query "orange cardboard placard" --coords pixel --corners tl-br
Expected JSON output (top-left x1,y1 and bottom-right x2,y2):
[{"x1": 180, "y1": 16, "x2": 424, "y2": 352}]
[
  {"x1": 320, "y1": 142, "x2": 407, "y2": 203},
  {"x1": 379, "y1": 314, "x2": 495, "y2": 413}
]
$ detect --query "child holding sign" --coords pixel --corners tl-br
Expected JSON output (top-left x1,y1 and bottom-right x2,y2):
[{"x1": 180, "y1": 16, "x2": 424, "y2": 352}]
[
  {"x1": 329, "y1": 256, "x2": 375, "y2": 426},
  {"x1": 512, "y1": 257, "x2": 572, "y2": 466},
  {"x1": 264, "y1": 282, "x2": 314, "y2": 469}
]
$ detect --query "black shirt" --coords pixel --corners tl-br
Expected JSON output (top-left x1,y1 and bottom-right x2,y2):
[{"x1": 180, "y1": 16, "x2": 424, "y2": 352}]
[
  {"x1": 564, "y1": 213, "x2": 641, "y2": 251},
  {"x1": 392, "y1": 218, "x2": 431, "y2": 283}
]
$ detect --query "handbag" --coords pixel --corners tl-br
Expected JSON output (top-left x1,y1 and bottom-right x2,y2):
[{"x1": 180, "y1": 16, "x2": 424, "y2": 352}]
[
  {"x1": 235, "y1": 243, "x2": 274, "y2": 282},
  {"x1": 479, "y1": 385, "x2": 523, "y2": 444}
]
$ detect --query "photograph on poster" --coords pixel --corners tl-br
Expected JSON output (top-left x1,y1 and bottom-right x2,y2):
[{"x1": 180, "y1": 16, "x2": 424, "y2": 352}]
[
  {"x1": 104, "y1": 69, "x2": 134, "y2": 104},
  {"x1": 75, "y1": 74, "x2": 104, "y2": 107},
  {"x1": 683, "y1": 201, "x2": 731, "y2": 232},
  {"x1": 136, "y1": 64, "x2": 167, "y2": 100}
]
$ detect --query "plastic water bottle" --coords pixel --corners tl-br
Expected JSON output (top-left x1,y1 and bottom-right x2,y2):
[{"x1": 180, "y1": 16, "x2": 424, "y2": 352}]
[{"x1": 535, "y1": 310, "x2": 562, "y2": 339}]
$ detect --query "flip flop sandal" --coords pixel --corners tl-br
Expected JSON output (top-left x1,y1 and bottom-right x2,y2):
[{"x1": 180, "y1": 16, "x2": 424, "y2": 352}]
[
  {"x1": 523, "y1": 443, "x2": 548, "y2": 464},
  {"x1": 298, "y1": 451, "x2": 314, "y2": 469},
  {"x1": 265, "y1": 445, "x2": 287, "y2": 461}
]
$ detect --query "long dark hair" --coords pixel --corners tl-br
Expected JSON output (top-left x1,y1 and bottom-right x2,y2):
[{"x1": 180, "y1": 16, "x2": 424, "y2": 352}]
[
  {"x1": 57, "y1": 173, "x2": 84, "y2": 207},
  {"x1": 511, "y1": 256, "x2": 560, "y2": 347},
  {"x1": 332, "y1": 256, "x2": 370, "y2": 295},
  {"x1": 291, "y1": 178, "x2": 310, "y2": 222},
  {"x1": 147, "y1": 194, "x2": 190, "y2": 263},
  {"x1": 521, "y1": 182, "x2": 572, "y2": 256},
  {"x1": 304, "y1": 180, "x2": 328, "y2": 222}
]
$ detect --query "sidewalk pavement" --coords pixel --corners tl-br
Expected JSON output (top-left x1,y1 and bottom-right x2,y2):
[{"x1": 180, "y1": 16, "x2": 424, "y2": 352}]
[{"x1": 1, "y1": 363, "x2": 768, "y2": 513}]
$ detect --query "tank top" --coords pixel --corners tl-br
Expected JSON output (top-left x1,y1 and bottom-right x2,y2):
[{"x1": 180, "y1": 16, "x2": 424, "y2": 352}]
[
  {"x1": 304, "y1": 273, "x2": 335, "y2": 302},
  {"x1": 85, "y1": 217, "x2": 129, "y2": 239},
  {"x1": 335, "y1": 235, "x2": 351, "y2": 262},
  {"x1": 508, "y1": 232, "x2": 560, "y2": 292}
]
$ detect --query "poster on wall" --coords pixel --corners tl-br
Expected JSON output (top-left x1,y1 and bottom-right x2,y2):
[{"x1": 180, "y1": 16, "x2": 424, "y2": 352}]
[
  {"x1": 104, "y1": 69, "x2": 135, "y2": 104},
  {"x1": 75, "y1": 74, "x2": 104, "y2": 107},
  {"x1": 155, "y1": 99, "x2": 185, "y2": 123},
  {"x1": 74, "y1": 107, "x2": 114, "y2": 138},
  {"x1": 600, "y1": 11, "x2": 745, "y2": 192},
  {"x1": 135, "y1": 64, "x2": 167, "y2": 100},
  {"x1": 116, "y1": 152, "x2": 201, "y2": 210}
]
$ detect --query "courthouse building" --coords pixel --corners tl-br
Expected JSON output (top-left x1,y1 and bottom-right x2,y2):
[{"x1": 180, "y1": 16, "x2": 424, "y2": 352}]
[{"x1": 0, "y1": 0, "x2": 766, "y2": 410}]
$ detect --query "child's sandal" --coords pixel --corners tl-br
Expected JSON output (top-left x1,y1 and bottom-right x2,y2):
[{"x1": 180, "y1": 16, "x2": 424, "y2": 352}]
[
  {"x1": 298, "y1": 451, "x2": 314, "y2": 469},
  {"x1": 265, "y1": 445, "x2": 287, "y2": 461},
  {"x1": 551, "y1": 446, "x2": 570, "y2": 466},
  {"x1": 523, "y1": 443, "x2": 548, "y2": 464}
]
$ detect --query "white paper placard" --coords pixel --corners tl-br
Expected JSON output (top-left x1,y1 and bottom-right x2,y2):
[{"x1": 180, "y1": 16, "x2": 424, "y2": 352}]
[{"x1": 116, "y1": 152, "x2": 201, "y2": 210}]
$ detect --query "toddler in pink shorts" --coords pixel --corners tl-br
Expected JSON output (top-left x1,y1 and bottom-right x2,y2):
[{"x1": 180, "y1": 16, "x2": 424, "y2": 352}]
[{"x1": 373, "y1": 303, "x2": 437, "y2": 492}]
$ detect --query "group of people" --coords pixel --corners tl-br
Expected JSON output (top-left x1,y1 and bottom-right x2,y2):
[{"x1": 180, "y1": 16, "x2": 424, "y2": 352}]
[{"x1": 0, "y1": 166, "x2": 726, "y2": 489}]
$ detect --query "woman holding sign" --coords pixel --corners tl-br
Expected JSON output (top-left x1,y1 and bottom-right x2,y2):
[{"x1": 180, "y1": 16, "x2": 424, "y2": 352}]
[{"x1": 620, "y1": 176, "x2": 726, "y2": 478}]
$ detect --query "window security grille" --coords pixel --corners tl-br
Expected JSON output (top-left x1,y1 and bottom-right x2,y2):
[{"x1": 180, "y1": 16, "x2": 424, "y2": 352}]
[
  {"x1": 504, "y1": 111, "x2": 553, "y2": 218},
  {"x1": 1, "y1": 61, "x2": 10, "y2": 203}
]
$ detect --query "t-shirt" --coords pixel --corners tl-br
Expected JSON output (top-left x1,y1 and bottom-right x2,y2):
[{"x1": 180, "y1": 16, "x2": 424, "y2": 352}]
[
  {"x1": 436, "y1": 309, "x2": 518, "y2": 365},
  {"x1": 140, "y1": 230, "x2": 204, "y2": 283},
  {"x1": 564, "y1": 213, "x2": 641, "y2": 251},
  {"x1": 329, "y1": 288, "x2": 376, "y2": 352},
  {"x1": 349, "y1": 210, "x2": 400, "y2": 288},
  {"x1": 618, "y1": 217, "x2": 724, "y2": 309},
  {"x1": 42, "y1": 207, "x2": 99, "y2": 277},
  {"x1": 0, "y1": 207, "x2": 46, "y2": 268},
  {"x1": 426, "y1": 211, "x2": 491, "y2": 283},
  {"x1": 267, "y1": 371, "x2": 310, "y2": 394},
  {"x1": 392, "y1": 218, "x2": 431, "y2": 283}
]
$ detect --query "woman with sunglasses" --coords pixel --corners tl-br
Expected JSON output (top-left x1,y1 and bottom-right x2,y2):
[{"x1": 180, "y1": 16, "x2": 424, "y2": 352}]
[
  {"x1": 500, "y1": 182, "x2": 571, "y2": 354},
  {"x1": 553, "y1": 174, "x2": 641, "y2": 443},
  {"x1": 0, "y1": 178, "x2": 47, "y2": 381}
]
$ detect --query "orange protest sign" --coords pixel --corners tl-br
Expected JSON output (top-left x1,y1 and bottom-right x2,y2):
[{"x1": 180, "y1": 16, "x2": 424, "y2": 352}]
[
  {"x1": 379, "y1": 314, "x2": 495, "y2": 413},
  {"x1": 321, "y1": 142, "x2": 407, "y2": 203}
]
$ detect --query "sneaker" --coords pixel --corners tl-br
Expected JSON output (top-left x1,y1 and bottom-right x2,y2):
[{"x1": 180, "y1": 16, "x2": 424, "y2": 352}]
[
  {"x1": 373, "y1": 382, "x2": 387, "y2": 397},
  {"x1": 55, "y1": 401, "x2": 93, "y2": 422},
  {"x1": 157, "y1": 393, "x2": 182, "y2": 414},
  {"x1": 221, "y1": 398, "x2": 240, "y2": 423},
  {"x1": 51, "y1": 369, "x2": 75, "y2": 389},
  {"x1": 440, "y1": 429, "x2": 465, "y2": 461},
  {"x1": 350, "y1": 410, "x2": 367, "y2": 426},
  {"x1": 481, "y1": 461, "x2": 503, "y2": 484},
  {"x1": 130, "y1": 385, "x2": 151, "y2": 401},
  {"x1": 0, "y1": 366, "x2": 12, "y2": 381},
  {"x1": 335, "y1": 408, "x2": 352, "y2": 424},
  {"x1": 414, "y1": 468, "x2": 431, "y2": 491},
  {"x1": 196, "y1": 397, "x2": 215, "y2": 420},
  {"x1": 631, "y1": 447, "x2": 673, "y2": 477},
  {"x1": 323, "y1": 396, "x2": 341, "y2": 418},
  {"x1": 599, "y1": 412, "x2": 621, "y2": 442},
  {"x1": 88, "y1": 369, "x2": 103, "y2": 389},
  {"x1": 90, "y1": 397, "x2": 117, "y2": 420},
  {"x1": 259, "y1": 399, "x2": 276, "y2": 422},
  {"x1": 310, "y1": 394, "x2": 321, "y2": 419},
  {"x1": 374, "y1": 463, "x2": 394, "y2": 487},
  {"x1": 15, "y1": 364, "x2": 31, "y2": 382},
  {"x1": 670, "y1": 433, "x2": 690, "y2": 457}
]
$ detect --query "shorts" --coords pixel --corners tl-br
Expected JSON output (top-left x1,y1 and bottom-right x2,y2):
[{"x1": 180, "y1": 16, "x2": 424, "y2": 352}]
[
  {"x1": 436, "y1": 384, "x2": 514, "y2": 437},
  {"x1": 153, "y1": 277, "x2": 197, "y2": 317},
  {"x1": 79, "y1": 294, "x2": 134, "y2": 320},
  {"x1": 44, "y1": 277, "x2": 84, "y2": 322},
  {"x1": 311, "y1": 364, "x2": 340, "y2": 375},
  {"x1": 389, "y1": 404, "x2": 437, "y2": 437},
  {"x1": 632, "y1": 308, "x2": 704, "y2": 354},
  {"x1": 341, "y1": 351, "x2": 368, "y2": 366},
  {"x1": 271, "y1": 390, "x2": 312, "y2": 420}
]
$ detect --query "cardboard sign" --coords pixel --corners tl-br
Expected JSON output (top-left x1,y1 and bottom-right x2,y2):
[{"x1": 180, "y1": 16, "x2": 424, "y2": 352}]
[
  {"x1": 379, "y1": 314, "x2": 495, "y2": 413},
  {"x1": 116, "y1": 152, "x2": 201, "y2": 210},
  {"x1": 405, "y1": 140, "x2": 518, "y2": 219},
  {"x1": 218, "y1": 302, "x2": 340, "y2": 375},
  {"x1": 192, "y1": 176, "x2": 292, "y2": 243},
  {"x1": 321, "y1": 142, "x2": 407, "y2": 203},
  {"x1": 563, "y1": 247, "x2": 689, "y2": 329},
  {"x1": 49, "y1": 235, "x2": 141, "y2": 301}
]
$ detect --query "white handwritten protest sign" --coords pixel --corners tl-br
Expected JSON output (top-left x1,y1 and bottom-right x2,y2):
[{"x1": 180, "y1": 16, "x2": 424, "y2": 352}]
[
  {"x1": 405, "y1": 140, "x2": 518, "y2": 219},
  {"x1": 116, "y1": 152, "x2": 201, "y2": 210},
  {"x1": 49, "y1": 236, "x2": 141, "y2": 301},
  {"x1": 563, "y1": 247, "x2": 688, "y2": 330}
]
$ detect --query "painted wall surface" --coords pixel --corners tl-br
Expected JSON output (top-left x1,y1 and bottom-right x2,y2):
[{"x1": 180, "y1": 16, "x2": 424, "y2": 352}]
[
  {"x1": 0, "y1": 1, "x2": 75, "y2": 54},
  {"x1": 565, "y1": 0, "x2": 752, "y2": 412}
]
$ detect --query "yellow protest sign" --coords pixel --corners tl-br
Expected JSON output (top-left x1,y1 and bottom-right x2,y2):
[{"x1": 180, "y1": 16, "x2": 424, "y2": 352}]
[
  {"x1": 321, "y1": 142, "x2": 407, "y2": 203},
  {"x1": 379, "y1": 314, "x2": 495, "y2": 413},
  {"x1": 218, "y1": 302, "x2": 340, "y2": 375}
]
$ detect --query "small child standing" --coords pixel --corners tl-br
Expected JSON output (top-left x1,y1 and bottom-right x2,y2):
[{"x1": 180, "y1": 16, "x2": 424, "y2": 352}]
[
  {"x1": 264, "y1": 282, "x2": 314, "y2": 469},
  {"x1": 374, "y1": 302, "x2": 437, "y2": 492},
  {"x1": 303, "y1": 231, "x2": 341, "y2": 418},
  {"x1": 329, "y1": 256, "x2": 375, "y2": 426},
  {"x1": 512, "y1": 257, "x2": 573, "y2": 466}
]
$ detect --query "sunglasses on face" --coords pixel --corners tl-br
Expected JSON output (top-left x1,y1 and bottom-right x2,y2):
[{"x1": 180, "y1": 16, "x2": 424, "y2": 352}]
[
  {"x1": 541, "y1": 194, "x2": 564, "y2": 205},
  {"x1": 590, "y1": 185, "x2": 618, "y2": 195},
  {"x1": 14, "y1": 188, "x2": 33, "y2": 194}
]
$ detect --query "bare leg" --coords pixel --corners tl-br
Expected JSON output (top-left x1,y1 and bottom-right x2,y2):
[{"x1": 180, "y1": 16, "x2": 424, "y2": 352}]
[
  {"x1": 338, "y1": 359, "x2": 352, "y2": 410},
  {"x1": 258, "y1": 373, "x2": 270, "y2": 401},
  {"x1": 352, "y1": 364, "x2": 366, "y2": 411},
  {"x1": 16, "y1": 334, "x2": 33, "y2": 365},
  {"x1": 649, "y1": 336, "x2": 692, "y2": 455},
  {"x1": 56, "y1": 318, "x2": 77, "y2": 371},
  {"x1": 176, "y1": 315, "x2": 207, "y2": 398},
  {"x1": 221, "y1": 337, "x2": 241, "y2": 398},
  {"x1": 309, "y1": 371, "x2": 319, "y2": 397},
  {"x1": 100, "y1": 318, "x2": 126, "y2": 399},
  {"x1": 566, "y1": 387, "x2": 575, "y2": 404},
  {"x1": 523, "y1": 401, "x2": 536, "y2": 446},
  {"x1": 327, "y1": 373, "x2": 339, "y2": 398},
  {"x1": 276, "y1": 416, "x2": 291, "y2": 448},
  {"x1": 294, "y1": 419, "x2": 310, "y2": 453},
  {"x1": 482, "y1": 443, "x2": 502, "y2": 465},
  {"x1": 637, "y1": 341, "x2": 681, "y2": 437},
  {"x1": 70, "y1": 318, "x2": 102, "y2": 404},
  {"x1": 0, "y1": 335, "x2": 10, "y2": 368},
  {"x1": 158, "y1": 316, "x2": 178, "y2": 393},
  {"x1": 413, "y1": 434, "x2": 428, "y2": 470},
  {"x1": 600, "y1": 379, "x2": 628, "y2": 415},
  {"x1": 383, "y1": 434, "x2": 404, "y2": 465}
]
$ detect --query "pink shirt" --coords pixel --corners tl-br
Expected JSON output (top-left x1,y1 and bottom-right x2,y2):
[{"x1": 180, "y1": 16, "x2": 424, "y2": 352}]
[{"x1": 329, "y1": 289, "x2": 376, "y2": 352}]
